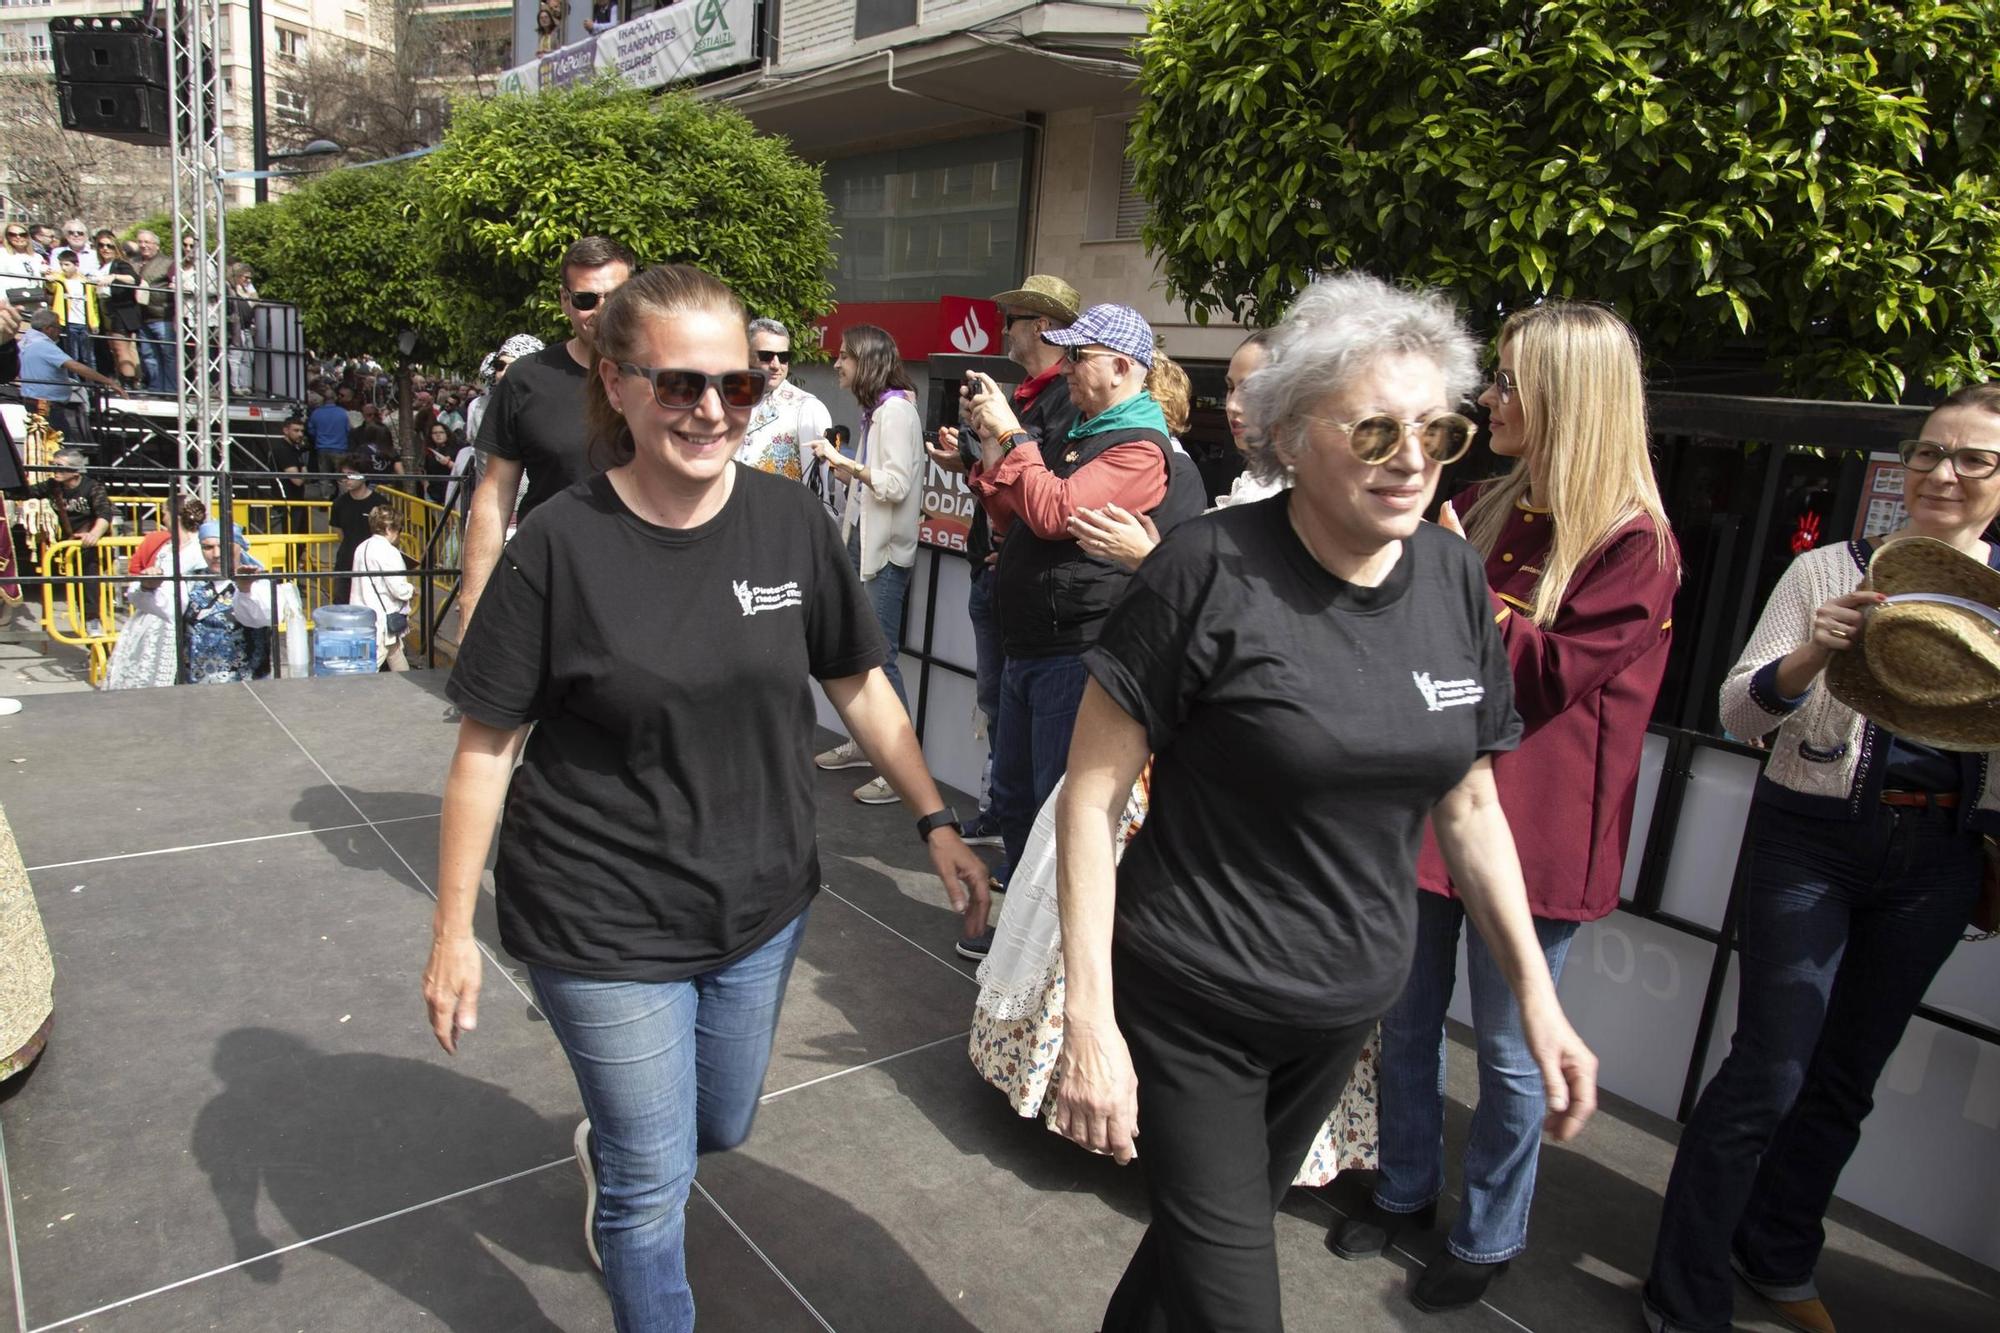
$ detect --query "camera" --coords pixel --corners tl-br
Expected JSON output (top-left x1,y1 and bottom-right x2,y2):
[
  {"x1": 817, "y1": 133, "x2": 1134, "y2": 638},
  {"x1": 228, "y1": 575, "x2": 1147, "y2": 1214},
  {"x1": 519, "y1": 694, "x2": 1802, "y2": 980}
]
[
  {"x1": 961, "y1": 369, "x2": 990, "y2": 404},
  {"x1": 6, "y1": 285, "x2": 49, "y2": 312}
]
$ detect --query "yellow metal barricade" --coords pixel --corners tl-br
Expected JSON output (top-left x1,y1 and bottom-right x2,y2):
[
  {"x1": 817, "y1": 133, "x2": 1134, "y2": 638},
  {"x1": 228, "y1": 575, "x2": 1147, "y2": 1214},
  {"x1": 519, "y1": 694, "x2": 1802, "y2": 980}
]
[
  {"x1": 39, "y1": 530, "x2": 342, "y2": 686},
  {"x1": 377, "y1": 485, "x2": 459, "y2": 660}
]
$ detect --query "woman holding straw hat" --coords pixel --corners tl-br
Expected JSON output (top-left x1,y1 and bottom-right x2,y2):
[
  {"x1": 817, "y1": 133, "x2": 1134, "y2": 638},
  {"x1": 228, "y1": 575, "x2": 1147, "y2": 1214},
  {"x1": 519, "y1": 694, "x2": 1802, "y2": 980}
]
[{"x1": 1645, "y1": 383, "x2": 2000, "y2": 1333}]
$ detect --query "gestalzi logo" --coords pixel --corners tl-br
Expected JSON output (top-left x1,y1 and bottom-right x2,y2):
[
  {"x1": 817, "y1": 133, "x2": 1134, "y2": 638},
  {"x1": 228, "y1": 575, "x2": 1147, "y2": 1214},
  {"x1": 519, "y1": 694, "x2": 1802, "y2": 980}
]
[
  {"x1": 692, "y1": 0, "x2": 733, "y2": 54},
  {"x1": 948, "y1": 308, "x2": 990, "y2": 354},
  {"x1": 1412, "y1": 670, "x2": 1484, "y2": 712}
]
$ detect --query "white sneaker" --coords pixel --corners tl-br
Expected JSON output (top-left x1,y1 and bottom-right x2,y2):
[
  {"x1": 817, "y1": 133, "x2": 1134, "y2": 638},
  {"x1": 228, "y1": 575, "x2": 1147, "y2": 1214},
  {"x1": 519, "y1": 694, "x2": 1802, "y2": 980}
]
[
  {"x1": 574, "y1": 1118, "x2": 601, "y2": 1272},
  {"x1": 815, "y1": 740, "x2": 871, "y2": 771},
  {"x1": 853, "y1": 775, "x2": 898, "y2": 804}
]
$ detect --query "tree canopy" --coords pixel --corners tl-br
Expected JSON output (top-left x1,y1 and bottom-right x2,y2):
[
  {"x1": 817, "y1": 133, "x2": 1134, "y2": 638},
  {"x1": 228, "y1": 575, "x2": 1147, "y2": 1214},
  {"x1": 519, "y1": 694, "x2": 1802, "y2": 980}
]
[
  {"x1": 209, "y1": 81, "x2": 835, "y2": 370},
  {"x1": 1131, "y1": 0, "x2": 2000, "y2": 399}
]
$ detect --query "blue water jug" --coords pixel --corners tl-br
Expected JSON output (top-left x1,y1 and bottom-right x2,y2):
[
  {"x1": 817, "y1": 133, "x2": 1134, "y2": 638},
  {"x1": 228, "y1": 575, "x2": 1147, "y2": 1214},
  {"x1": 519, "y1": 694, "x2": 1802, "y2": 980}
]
[{"x1": 312, "y1": 604, "x2": 378, "y2": 677}]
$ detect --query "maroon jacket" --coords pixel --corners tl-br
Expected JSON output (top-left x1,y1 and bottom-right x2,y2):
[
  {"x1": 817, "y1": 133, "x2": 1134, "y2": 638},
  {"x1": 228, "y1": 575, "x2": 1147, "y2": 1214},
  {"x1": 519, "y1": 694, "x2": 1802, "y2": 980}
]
[{"x1": 1417, "y1": 487, "x2": 1679, "y2": 922}]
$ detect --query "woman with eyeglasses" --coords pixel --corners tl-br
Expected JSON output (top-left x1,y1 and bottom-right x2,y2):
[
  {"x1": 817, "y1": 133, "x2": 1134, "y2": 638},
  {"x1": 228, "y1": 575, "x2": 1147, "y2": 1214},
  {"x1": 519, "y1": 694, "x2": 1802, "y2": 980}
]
[
  {"x1": 429, "y1": 265, "x2": 989, "y2": 1332},
  {"x1": 94, "y1": 235, "x2": 142, "y2": 388},
  {"x1": 1328, "y1": 301, "x2": 1680, "y2": 1311},
  {"x1": 1644, "y1": 383, "x2": 2000, "y2": 1333},
  {"x1": 736, "y1": 317, "x2": 832, "y2": 482},
  {"x1": 1054, "y1": 273, "x2": 1597, "y2": 1331},
  {"x1": 810, "y1": 323, "x2": 926, "y2": 805}
]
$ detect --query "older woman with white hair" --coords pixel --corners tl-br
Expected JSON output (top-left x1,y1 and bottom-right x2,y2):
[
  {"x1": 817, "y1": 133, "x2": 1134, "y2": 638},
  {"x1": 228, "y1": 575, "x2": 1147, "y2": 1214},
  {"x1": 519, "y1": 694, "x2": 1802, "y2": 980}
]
[{"x1": 1052, "y1": 272, "x2": 1599, "y2": 1331}]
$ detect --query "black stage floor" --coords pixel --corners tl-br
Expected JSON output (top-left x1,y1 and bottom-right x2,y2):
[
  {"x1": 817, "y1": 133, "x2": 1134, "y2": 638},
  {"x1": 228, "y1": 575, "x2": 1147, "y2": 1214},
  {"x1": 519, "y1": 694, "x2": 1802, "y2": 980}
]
[{"x1": 0, "y1": 675, "x2": 1994, "y2": 1331}]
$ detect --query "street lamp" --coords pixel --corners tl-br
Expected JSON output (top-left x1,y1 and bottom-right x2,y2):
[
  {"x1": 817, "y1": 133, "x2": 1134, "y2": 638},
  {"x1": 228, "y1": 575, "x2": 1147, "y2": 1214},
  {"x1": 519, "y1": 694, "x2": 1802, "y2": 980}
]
[{"x1": 269, "y1": 139, "x2": 343, "y2": 162}]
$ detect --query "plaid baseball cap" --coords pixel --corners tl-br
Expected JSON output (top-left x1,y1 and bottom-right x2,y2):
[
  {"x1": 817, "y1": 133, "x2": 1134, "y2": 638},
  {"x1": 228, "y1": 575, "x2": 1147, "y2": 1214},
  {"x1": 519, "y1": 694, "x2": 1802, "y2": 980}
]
[{"x1": 1042, "y1": 303, "x2": 1155, "y2": 369}]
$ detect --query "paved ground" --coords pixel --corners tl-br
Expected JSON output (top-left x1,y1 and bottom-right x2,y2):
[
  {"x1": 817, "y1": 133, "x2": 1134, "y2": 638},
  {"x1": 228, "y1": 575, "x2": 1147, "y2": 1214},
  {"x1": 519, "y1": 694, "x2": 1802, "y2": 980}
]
[{"x1": 0, "y1": 673, "x2": 1994, "y2": 1331}]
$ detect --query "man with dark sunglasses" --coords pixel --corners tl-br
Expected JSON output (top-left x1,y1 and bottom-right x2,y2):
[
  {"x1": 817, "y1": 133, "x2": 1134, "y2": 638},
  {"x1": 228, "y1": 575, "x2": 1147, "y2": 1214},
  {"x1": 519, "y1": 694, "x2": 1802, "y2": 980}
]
[
  {"x1": 737, "y1": 317, "x2": 832, "y2": 484},
  {"x1": 462, "y1": 234, "x2": 634, "y2": 630}
]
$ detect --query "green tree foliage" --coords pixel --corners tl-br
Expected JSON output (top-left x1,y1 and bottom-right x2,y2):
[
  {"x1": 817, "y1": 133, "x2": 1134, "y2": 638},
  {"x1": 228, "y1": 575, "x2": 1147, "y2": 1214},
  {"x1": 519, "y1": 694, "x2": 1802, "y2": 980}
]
[
  {"x1": 255, "y1": 163, "x2": 435, "y2": 362},
  {"x1": 419, "y1": 81, "x2": 836, "y2": 367},
  {"x1": 185, "y1": 81, "x2": 833, "y2": 370},
  {"x1": 1132, "y1": 0, "x2": 2000, "y2": 398}
]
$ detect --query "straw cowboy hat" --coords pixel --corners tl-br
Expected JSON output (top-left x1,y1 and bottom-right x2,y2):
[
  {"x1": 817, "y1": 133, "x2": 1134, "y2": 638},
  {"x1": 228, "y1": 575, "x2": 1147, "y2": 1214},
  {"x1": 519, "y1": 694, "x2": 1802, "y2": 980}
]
[
  {"x1": 1827, "y1": 536, "x2": 2000, "y2": 750},
  {"x1": 990, "y1": 274, "x2": 1082, "y2": 325}
]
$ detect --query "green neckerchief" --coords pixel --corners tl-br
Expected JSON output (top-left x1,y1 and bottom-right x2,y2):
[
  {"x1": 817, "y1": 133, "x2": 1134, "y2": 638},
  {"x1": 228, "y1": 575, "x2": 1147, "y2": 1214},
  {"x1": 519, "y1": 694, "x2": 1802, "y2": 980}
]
[{"x1": 1067, "y1": 390, "x2": 1168, "y2": 443}]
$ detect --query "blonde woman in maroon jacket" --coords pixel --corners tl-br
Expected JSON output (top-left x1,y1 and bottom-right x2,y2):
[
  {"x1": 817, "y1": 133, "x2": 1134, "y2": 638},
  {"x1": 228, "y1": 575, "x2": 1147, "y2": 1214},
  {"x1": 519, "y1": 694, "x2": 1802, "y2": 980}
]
[{"x1": 1330, "y1": 301, "x2": 1680, "y2": 1311}]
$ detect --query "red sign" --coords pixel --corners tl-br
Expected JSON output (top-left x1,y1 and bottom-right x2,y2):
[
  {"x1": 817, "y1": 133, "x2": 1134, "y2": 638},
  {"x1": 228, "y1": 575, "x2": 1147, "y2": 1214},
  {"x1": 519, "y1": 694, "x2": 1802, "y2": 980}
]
[{"x1": 816, "y1": 296, "x2": 1003, "y2": 361}]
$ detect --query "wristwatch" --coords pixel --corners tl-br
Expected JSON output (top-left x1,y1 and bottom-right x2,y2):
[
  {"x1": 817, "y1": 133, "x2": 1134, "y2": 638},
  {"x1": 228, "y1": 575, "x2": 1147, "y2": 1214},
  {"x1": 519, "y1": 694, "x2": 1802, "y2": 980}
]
[
  {"x1": 915, "y1": 807, "x2": 961, "y2": 844},
  {"x1": 999, "y1": 430, "x2": 1034, "y2": 454}
]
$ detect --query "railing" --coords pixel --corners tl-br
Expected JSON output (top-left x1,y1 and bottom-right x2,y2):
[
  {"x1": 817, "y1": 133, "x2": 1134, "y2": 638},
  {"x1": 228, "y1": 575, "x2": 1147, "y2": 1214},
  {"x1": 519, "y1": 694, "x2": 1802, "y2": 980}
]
[{"x1": 14, "y1": 464, "x2": 465, "y2": 684}]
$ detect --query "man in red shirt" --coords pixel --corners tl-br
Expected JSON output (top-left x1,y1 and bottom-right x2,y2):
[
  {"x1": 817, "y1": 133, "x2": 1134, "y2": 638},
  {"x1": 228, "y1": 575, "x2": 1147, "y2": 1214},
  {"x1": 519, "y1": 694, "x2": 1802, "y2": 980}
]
[{"x1": 960, "y1": 304, "x2": 1202, "y2": 952}]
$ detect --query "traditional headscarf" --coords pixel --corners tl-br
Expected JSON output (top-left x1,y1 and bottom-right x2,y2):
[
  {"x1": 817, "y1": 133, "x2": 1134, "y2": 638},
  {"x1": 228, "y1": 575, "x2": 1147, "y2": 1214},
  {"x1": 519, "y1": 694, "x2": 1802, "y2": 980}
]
[{"x1": 195, "y1": 520, "x2": 262, "y2": 570}]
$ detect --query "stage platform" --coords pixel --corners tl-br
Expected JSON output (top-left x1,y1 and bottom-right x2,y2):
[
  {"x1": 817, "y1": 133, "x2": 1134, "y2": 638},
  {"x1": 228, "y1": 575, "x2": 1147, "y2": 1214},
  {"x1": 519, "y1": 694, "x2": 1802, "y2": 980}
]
[{"x1": 0, "y1": 673, "x2": 1994, "y2": 1332}]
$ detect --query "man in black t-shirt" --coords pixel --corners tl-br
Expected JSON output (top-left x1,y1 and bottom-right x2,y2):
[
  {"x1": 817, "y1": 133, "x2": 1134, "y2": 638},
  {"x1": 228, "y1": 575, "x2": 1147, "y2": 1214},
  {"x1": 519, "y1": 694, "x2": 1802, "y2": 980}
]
[
  {"x1": 461, "y1": 235, "x2": 634, "y2": 630},
  {"x1": 328, "y1": 452, "x2": 386, "y2": 604},
  {"x1": 268, "y1": 414, "x2": 310, "y2": 534}
]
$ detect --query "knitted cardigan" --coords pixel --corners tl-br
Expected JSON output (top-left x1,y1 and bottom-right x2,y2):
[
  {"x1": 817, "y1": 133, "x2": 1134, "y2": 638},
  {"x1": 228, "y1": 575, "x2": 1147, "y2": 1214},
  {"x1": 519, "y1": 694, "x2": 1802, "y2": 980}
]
[{"x1": 1720, "y1": 540, "x2": 2000, "y2": 830}]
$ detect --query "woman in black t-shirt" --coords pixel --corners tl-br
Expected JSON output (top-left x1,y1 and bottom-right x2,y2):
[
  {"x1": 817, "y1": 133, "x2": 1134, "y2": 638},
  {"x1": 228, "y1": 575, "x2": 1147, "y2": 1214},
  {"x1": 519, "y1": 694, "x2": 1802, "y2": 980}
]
[
  {"x1": 1051, "y1": 274, "x2": 1600, "y2": 1332},
  {"x1": 426, "y1": 265, "x2": 989, "y2": 1327}
]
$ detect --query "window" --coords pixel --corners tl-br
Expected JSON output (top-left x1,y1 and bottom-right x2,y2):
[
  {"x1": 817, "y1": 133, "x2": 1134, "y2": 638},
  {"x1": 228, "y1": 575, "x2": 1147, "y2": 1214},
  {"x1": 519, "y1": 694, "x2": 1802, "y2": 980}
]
[
  {"x1": 822, "y1": 131, "x2": 1030, "y2": 305},
  {"x1": 853, "y1": 0, "x2": 916, "y2": 41},
  {"x1": 1085, "y1": 116, "x2": 1147, "y2": 243},
  {"x1": 275, "y1": 27, "x2": 306, "y2": 62},
  {"x1": 273, "y1": 86, "x2": 307, "y2": 121}
]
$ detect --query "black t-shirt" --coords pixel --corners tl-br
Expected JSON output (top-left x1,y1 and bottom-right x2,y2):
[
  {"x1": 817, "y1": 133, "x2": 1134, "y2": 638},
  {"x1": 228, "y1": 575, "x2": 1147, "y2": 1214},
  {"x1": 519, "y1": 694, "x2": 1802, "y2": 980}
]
[
  {"x1": 476, "y1": 342, "x2": 594, "y2": 518},
  {"x1": 329, "y1": 489, "x2": 385, "y2": 567},
  {"x1": 1084, "y1": 497, "x2": 1522, "y2": 1027},
  {"x1": 267, "y1": 437, "x2": 308, "y2": 499},
  {"x1": 446, "y1": 466, "x2": 885, "y2": 981}
]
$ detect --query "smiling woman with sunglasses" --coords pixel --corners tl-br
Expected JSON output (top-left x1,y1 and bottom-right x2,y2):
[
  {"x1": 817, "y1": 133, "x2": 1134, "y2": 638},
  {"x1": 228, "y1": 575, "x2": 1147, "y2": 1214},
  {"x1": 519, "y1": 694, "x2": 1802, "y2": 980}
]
[
  {"x1": 1054, "y1": 272, "x2": 1596, "y2": 1332},
  {"x1": 1332, "y1": 299, "x2": 1680, "y2": 1312},
  {"x1": 429, "y1": 265, "x2": 989, "y2": 1332}
]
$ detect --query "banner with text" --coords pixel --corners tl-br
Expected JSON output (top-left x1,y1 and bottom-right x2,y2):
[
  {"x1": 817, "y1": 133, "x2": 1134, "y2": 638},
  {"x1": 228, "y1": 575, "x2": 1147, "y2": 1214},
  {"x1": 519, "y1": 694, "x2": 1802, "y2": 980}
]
[{"x1": 498, "y1": 0, "x2": 757, "y2": 96}]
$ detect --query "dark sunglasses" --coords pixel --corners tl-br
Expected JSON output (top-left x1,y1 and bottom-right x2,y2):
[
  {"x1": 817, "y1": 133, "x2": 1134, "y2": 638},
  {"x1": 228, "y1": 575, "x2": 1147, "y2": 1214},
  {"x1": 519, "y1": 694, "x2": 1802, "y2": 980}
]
[
  {"x1": 754, "y1": 348, "x2": 794, "y2": 365},
  {"x1": 1303, "y1": 412, "x2": 1478, "y2": 466},
  {"x1": 1899, "y1": 439, "x2": 2000, "y2": 480},
  {"x1": 1003, "y1": 313, "x2": 1040, "y2": 328},
  {"x1": 618, "y1": 363, "x2": 766, "y2": 410},
  {"x1": 563, "y1": 288, "x2": 605, "y2": 310},
  {"x1": 1061, "y1": 344, "x2": 1119, "y2": 365}
]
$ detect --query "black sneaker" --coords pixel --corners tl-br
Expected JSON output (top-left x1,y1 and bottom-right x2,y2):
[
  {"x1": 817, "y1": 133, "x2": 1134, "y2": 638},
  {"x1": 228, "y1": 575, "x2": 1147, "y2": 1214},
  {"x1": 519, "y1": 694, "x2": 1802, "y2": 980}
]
[
  {"x1": 960, "y1": 811, "x2": 1003, "y2": 847},
  {"x1": 955, "y1": 929, "x2": 995, "y2": 960}
]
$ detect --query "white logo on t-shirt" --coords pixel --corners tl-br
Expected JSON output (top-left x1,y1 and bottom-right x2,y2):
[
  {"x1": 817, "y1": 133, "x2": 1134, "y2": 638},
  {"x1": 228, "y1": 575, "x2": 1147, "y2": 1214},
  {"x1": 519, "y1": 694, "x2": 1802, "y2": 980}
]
[
  {"x1": 1413, "y1": 671, "x2": 1483, "y2": 712},
  {"x1": 732, "y1": 579, "x2": 804, "y2": 616}
]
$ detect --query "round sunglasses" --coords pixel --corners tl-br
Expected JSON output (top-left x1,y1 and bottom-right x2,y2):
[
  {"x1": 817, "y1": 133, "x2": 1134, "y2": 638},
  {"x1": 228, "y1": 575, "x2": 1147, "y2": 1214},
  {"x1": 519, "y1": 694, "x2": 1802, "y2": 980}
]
[
  {"x1": 618, "y1": 363, "x2": 767, "y2": 410},
  {"x1": 1303, "y1": 412, "x2": 1478, "y2": 466}
]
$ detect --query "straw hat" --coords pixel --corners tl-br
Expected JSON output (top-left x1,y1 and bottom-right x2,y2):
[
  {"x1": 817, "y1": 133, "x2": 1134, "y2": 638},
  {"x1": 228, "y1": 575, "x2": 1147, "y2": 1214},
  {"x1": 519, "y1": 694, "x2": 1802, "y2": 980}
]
[
  {"x1": 1826, "y1": 536, "x2": 2000, "y2": 750},
  {"x1": 990, "y1": 274, "x2": 1082, "y2": 325}
]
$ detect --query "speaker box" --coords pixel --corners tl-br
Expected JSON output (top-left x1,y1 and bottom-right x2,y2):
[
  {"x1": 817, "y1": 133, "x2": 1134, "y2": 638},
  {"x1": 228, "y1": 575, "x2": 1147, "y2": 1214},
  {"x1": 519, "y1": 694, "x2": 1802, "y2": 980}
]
[
  {"x1": 57, "y1": 81, "x2": 171, "y2": 147},
  {"x1": 49, "y1": 18, "x2": 167, "y2": 87}
]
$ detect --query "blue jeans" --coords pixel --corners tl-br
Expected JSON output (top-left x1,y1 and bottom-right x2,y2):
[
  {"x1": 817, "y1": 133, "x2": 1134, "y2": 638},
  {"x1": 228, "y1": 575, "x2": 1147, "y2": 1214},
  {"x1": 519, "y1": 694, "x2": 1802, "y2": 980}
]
[
  {"x1": 1374, "y1": 891, "x2": 1577, "y2": 1262},
  {"x1": 1645, "y1": 801, "x2": 1981, "y2": 1332},
  {"x1": 528, "y1": 908, "x2": 810, "y2": 1333},
  {"x1": 846, "y1": 526, "x2": 909, "y2": 713},
  {"x1": 990, "y1": 653, "x2": 1090, "y2": 877},
  {"x1": 139, "y1": 318, "x2": 175, "y2": 391},
  {"x1": 61, "y1": 324, "x2": 91, "y2": 366}
]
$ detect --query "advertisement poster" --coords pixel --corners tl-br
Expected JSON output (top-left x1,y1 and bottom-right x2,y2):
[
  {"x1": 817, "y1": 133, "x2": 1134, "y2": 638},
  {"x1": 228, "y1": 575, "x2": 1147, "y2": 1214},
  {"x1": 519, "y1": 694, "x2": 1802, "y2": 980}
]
[
  {"x1": 499, "y1": 0, "x2": 756, "y2": 96},
  {"x1": 919, "y1": 456, "x2": 975, "y2": 553},
  {"x1": 1854, "y1": 450, "x2": 1907, "y2": 541}
]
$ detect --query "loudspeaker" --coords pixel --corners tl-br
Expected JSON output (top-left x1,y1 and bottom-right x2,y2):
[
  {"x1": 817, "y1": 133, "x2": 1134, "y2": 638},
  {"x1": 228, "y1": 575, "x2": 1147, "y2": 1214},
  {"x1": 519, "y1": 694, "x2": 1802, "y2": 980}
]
[
  {"x1": 49, "y1": 17, "x2": 166, "y2": 85},
  {"x1": 57, "y1": 81, "x2": 171, "y2": 147}
]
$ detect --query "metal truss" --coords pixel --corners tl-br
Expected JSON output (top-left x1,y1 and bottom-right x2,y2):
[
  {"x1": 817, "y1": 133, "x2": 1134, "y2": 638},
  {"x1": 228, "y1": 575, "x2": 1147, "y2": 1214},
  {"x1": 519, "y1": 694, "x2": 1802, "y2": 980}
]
[{"x1": 163, "y1": 0, "x2": 229, "y2": 504}]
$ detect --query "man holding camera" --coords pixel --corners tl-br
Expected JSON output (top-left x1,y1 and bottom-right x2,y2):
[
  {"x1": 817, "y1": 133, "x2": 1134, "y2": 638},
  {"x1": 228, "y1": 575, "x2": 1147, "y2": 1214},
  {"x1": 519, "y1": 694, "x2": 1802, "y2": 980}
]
[{"x1": 928, "y1": 277, "x2": 1084, "y2": 943}]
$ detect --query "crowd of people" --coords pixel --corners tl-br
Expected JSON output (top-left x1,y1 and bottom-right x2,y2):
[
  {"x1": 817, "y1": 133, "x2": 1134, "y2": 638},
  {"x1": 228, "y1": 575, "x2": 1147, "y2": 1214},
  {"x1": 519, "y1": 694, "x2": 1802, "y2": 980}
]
[
  {"x1": 402, "y1": 232, "x2": 2000, "y2": 1333},
  {"x1": 3, "y1": 217, "x2": 254, "y2": 399},
  {"x1": 7, "y1": 212, "x2": 1993, "y2": 1332}
]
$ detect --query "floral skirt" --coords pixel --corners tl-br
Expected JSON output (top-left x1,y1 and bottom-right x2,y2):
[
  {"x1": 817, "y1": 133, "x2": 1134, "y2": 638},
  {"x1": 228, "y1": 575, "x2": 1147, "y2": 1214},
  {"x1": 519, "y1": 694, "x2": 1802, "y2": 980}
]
[{"x1": 969, "y1": 960, "x2": 1380, "y2": 1185}]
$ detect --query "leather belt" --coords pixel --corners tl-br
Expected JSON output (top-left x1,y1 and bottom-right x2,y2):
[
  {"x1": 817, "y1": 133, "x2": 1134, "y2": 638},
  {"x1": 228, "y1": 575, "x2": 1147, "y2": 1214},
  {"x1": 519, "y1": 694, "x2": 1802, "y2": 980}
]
[{"x1": 1881, "y1": 790, "x2": 1959, "y2": 809}]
